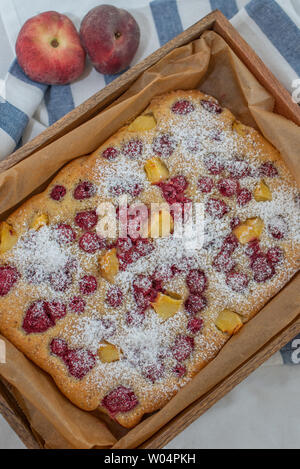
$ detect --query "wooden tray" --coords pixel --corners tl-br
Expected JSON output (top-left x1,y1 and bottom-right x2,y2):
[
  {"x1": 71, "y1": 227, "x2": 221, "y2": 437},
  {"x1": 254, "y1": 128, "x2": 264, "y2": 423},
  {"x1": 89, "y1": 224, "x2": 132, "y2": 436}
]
[{"x1": 0, "y1": 10, "x2": 299, "y2": 449}]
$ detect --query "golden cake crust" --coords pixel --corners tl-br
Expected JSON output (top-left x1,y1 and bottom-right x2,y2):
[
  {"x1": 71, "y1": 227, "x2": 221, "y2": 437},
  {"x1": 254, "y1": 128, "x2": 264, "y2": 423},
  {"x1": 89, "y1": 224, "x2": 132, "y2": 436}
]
[{"x1": 0, "y1": 90, "x2": 299, "y2": 428}]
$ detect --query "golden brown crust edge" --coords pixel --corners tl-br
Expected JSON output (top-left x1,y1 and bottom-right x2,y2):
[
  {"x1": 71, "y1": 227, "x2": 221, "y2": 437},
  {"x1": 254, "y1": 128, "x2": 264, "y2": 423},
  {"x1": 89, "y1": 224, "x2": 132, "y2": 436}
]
[{"x1": 0, "y1": 89, "x2": 299, "y2": 429}]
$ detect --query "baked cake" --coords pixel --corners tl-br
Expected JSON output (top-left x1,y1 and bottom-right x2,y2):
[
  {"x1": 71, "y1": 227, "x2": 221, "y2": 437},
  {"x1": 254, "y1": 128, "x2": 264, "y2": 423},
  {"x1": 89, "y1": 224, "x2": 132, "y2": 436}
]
[{"x1": 0, "y1": 90, "x2": 299, "y2": 429}]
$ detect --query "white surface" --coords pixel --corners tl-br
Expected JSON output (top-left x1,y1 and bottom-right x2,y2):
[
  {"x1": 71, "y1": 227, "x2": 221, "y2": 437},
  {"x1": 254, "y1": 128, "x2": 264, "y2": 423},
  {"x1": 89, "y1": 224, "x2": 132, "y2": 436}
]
[
  {"x1": 0, "y1": 414, "x2": 25, "y2": 449},
  {"x1": 0, "y1": 0, "x2": 298, "y2": 450}
]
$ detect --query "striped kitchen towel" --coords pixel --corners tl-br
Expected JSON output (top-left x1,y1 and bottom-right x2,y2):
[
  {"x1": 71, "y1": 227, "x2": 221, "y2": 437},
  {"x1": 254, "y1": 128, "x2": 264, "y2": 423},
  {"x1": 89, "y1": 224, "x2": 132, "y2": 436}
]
[{"x1": 0, "y1": 0, "x2": 299, "y2": 365}]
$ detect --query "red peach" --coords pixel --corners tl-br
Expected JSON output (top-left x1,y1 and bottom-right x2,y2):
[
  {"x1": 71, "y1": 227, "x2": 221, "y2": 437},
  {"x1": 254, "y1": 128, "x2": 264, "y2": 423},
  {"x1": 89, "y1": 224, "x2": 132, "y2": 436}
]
[
  {"x1": 16, "y1": 11, "x2": 86, "y2": 85},
  {"x1": 80, "y1": 5, "x2": 140, "y2": 75}
]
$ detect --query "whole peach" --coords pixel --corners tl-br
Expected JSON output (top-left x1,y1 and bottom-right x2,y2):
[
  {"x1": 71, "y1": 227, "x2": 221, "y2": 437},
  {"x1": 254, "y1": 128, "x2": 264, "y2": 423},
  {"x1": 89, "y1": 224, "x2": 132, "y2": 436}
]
[
  {"x1": 80, "y1": 5, "x2": 140, "y2": 75},
  {"x1": 16, "y1": 11, "x2": 86, "y2": 85}
]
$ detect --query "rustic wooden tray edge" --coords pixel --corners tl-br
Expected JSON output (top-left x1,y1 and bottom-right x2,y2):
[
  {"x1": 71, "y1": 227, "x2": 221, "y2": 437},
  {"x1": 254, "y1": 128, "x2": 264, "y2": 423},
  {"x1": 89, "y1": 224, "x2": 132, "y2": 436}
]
[
  {"x1": 0, "y1": 379, "x2": 41, "y2": 449},
  {"x1": 0, "y1": 10, "x2": 299, "y2": 449}
]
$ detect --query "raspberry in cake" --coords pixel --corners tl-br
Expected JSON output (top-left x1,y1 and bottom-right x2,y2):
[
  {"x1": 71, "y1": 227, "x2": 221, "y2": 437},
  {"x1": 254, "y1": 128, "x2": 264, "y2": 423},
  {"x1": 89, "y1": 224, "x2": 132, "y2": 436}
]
[{"x1": 0, "y1": 90, "x2": 299, "y2": 429}]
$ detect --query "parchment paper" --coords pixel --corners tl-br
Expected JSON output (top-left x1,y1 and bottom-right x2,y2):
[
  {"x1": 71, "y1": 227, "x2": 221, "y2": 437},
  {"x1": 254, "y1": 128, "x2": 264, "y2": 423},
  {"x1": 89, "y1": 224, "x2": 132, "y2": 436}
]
[
  {"x1": 0, "y1": 335, "x2": 116, "y2": 449},
  {"x1": 114, "y1": 273, "x2": 300, "y2": 448},
  {"x1": 0, "y1": 30, "x2": 299, "y2": 449}
]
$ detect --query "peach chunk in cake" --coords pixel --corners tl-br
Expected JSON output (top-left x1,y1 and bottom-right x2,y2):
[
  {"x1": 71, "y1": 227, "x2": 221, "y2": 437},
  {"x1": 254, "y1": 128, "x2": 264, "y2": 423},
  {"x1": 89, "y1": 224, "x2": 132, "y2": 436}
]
[{"x1": 0, "y1": 90, "x2": 299, "y2": 428}]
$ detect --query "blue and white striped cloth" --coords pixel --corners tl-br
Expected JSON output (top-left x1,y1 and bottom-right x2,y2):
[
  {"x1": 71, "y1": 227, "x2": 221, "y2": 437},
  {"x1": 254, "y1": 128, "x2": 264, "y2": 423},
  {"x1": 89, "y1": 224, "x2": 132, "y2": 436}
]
[{"x1": 0, "y1": 0, "x2": 299, "y2": 365}]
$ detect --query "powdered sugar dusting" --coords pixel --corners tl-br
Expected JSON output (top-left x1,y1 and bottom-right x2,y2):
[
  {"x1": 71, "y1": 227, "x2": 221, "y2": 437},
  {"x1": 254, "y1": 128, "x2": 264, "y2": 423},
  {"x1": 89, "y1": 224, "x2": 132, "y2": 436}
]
[
  {"x1": 12, "y1": 226, "x2": 70, "y2": 283},
  {"x1": 97, "y1": 156, "x2": 149, "y2": 200},
  {"x1": 2, "y1": 91, "x2": 300, "y2": 413}
]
